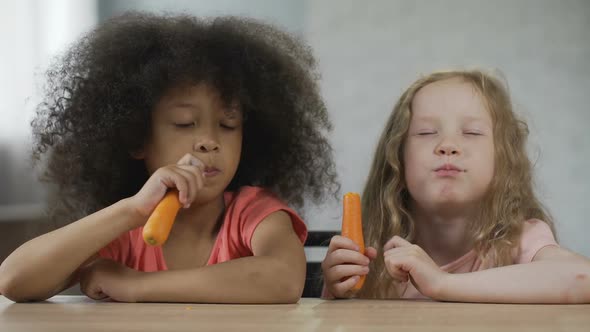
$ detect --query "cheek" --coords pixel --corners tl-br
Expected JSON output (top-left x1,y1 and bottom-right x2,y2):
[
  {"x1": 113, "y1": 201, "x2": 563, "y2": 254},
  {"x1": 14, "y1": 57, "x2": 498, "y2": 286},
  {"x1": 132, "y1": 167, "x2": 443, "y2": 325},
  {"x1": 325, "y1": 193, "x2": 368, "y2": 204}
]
[
  {"x1": 403, "y1": 142, "x2": 428, "y2": 173},
  {"x1": 224, "y1": 133, "x2": 243, "y2": 163},
  {"x1": 477, "y1": 144, "x2": 495, "y2": 184},
  {"x1": 403, "y1": 162, "x2": 424, "y2": 193}
]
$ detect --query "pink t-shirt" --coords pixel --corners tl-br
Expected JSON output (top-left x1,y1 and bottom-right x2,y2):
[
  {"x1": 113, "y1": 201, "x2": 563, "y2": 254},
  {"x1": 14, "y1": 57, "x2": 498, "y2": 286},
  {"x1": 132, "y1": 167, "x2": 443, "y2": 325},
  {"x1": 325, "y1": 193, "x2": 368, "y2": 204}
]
[
  {"x1": 98, "y1": 186, "x2": 307, "y2": 271},
  {"x1": 398, "y1": 219, "x2": 558, "y2": 299}
]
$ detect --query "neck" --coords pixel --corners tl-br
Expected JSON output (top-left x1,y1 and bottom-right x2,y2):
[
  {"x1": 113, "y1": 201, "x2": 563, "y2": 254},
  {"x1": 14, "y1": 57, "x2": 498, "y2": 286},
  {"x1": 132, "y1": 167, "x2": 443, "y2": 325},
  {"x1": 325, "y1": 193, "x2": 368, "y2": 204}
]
[
  {"x1": 410, "y1": 200, "x2": 475, "y2": 266},
  {"x1": 171, "y1": 195, "x2": 225, "y2": 239}
]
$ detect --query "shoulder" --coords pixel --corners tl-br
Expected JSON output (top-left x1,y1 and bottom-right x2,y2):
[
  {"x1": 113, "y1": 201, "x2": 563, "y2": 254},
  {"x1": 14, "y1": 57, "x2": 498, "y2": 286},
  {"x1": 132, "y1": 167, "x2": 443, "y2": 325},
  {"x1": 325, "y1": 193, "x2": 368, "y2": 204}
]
[
  {"x1": 225, "y1": 186, "x2": 299, "y2": 220},
  {"x1": 513, "y1": 219, "x2": 559, "y2": 264},
  {"x1": 225, "y1": 186, "x2": 282, "y2": 208},
  {"x1": 223, "y1": 186, "x2": 307, "y2": 246},
  {"x1": 520, "y1": 219, "x2": 556, "y2": 243}
]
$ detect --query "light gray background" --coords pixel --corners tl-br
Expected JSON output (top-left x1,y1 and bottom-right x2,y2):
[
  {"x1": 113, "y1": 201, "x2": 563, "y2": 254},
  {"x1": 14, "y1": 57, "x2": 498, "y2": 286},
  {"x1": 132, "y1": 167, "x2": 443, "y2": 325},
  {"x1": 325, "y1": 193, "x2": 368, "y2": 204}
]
[
  {"x1": 1, "y1": 0, "x2": 588, "y2": 257},
  {"x1": 303, "y1": 0, "x2": 590, "y2": 259}
]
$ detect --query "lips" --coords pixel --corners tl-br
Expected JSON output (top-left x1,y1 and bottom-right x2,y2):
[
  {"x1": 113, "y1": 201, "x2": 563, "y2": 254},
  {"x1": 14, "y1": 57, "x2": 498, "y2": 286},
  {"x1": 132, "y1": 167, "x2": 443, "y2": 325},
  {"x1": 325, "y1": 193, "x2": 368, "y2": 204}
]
[
  {"x1": 203, "y1": 166, "x2": 221, "y2": 177},
  {"x1": 434, "y1": 163, "x2": 464, "y2": 177},
  {"x1": 434, "y1": 164, "x2": 463, "y2": 172}
]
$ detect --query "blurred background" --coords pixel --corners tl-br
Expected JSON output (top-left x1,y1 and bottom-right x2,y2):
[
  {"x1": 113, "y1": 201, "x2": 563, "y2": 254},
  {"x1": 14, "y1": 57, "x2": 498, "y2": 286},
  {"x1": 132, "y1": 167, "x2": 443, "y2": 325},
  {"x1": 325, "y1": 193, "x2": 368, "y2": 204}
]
[{"x1": 1, "y1": 0, "x2": 589, "y2": 280}]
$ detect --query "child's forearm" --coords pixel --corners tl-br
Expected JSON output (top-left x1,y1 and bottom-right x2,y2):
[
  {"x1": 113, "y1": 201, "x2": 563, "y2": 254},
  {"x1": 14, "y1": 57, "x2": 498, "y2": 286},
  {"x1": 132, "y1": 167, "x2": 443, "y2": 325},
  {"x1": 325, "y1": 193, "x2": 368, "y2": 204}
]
[
  {"x1": 135, "y1": 255, "x2": 305, "y2": 304},
  {"x1": 0, "y1": 198, "x2": 143, "y2": 302},
  {"x1": 437, "y1": 258, "x2": 590, "y2": 303}
]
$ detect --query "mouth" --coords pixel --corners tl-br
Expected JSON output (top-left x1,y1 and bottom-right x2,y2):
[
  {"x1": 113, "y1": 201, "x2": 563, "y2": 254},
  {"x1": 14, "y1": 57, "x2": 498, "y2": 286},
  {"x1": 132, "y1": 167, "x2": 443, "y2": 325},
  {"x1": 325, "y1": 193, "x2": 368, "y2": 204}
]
[
  {"x1": 434, "y1": 164, "x2": 464, "y2": 177},
  {"x1": 202, "y1": 166, "x2": 221, "y2": 177}
]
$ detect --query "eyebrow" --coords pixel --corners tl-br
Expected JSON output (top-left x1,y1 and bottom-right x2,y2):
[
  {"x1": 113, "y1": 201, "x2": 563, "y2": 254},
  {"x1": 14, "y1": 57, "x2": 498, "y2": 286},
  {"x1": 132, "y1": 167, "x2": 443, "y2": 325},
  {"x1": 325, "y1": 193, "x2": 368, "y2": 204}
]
[
  {"x1": 462, "y1": 116, "x2": 492, "y2": 128},
  {"x1": 223, "y1": 109, "x2": 240, "y2": 119},
  {"x1": 169, "y1": 101, "x2": 242, "y2": 120},
  {"x1": 413, "y1": 115, "x2": 490, "y2": 124},
  {"x1": 169, "y1": 102, "x2": 199, "y2": 109}
]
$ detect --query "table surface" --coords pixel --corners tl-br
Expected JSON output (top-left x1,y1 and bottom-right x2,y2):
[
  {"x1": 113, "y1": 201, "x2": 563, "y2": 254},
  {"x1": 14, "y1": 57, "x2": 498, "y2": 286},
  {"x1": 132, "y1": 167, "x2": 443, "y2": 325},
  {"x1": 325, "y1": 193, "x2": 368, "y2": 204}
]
[{"x1": 1, "y1": 295, "x2": 589, "y2": 331}]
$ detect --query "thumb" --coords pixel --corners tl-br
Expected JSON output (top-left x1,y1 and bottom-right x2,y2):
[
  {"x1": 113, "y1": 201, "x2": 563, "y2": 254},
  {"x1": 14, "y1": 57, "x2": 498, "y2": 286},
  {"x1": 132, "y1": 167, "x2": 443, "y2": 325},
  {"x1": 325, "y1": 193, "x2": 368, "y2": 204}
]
[
  {"x1": 384, "y1": 235, "x2": 412, "y2": 251},
  {"x1": 365, "y1": 247, "x2": 378, "y2": 260}
]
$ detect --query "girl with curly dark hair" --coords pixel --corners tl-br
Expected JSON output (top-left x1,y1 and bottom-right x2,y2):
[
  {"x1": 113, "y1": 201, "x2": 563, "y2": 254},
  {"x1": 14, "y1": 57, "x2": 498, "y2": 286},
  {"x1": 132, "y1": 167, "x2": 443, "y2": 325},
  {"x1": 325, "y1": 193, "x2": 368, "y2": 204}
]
[{"x1": 0, "y1": 12, "x2": 339, "y2": 304}]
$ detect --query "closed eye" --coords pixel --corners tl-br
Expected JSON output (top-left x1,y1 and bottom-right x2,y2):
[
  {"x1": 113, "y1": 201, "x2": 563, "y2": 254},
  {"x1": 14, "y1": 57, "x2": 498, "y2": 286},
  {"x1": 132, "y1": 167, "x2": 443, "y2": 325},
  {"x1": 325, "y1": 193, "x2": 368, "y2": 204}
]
[
  {"x1": 220, "y1": 123, "x2": 237, "y2": 130},
  {"x1": 417, "y1": 132, "x2": 436, "y2": 136},
  {"x1": 464, "y1": 131, "x2": 483, "y2": 136},
  {"x1": 174, "y1": 122, "x2": 195, "y2": 128}
]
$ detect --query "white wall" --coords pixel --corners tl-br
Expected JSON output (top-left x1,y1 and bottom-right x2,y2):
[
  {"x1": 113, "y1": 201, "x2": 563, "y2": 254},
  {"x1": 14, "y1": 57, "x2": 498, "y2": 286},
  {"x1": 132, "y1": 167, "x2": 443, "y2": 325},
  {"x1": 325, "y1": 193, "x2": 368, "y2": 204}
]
[
  {"x1": 303, "y1": 0, "x2": 590, "y2": 257},
  {"x1": 0, "y1": 0, "x2": 97, "y2": 208},
  {"x1": 98, "y1": 0, "x2": 305, "y2": 34}
]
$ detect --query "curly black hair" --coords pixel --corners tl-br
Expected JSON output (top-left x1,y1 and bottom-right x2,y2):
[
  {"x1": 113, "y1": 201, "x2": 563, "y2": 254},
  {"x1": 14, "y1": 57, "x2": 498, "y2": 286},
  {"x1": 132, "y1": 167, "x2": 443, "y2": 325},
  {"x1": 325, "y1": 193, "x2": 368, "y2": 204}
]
[{"x1": 32, "y1": 11, "x2": 339, "y2": 225}]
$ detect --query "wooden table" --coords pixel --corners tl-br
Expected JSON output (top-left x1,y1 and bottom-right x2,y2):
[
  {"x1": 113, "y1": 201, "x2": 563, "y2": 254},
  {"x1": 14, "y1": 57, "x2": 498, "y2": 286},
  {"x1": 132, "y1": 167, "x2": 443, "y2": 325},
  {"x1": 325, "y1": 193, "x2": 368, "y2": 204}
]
[{"x1": 1, "y1": 295, "x2": 589, "y2": 331}]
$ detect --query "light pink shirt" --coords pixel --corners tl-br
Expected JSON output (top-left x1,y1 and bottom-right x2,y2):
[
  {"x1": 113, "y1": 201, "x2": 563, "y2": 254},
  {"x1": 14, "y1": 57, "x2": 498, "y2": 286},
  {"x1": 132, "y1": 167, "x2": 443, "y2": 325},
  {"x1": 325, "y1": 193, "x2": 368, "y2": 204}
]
[
  {"x1": 398, "y1": 219, "x2": 558, "y2": 299},
  {"x1": 98, "y1": 186, "x2": 307, "y2": 271}
]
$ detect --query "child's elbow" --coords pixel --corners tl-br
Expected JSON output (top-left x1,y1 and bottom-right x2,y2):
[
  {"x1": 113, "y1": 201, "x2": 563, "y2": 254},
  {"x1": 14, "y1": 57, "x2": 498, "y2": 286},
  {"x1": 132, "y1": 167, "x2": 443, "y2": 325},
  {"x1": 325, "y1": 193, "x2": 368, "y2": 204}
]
[
  {"x1": 268, "y1": 260, "x2": 304, "y2": 304},
  {"x1": 0, "y1": 267, "x2": 44, "y2": 302},
  {"x1": 278, "y1": 282, "x2": 304, "y2": 304},
  {"x1": 565, "y1": 268, "x2": 590, "y2": 303},
  {"x1": 0, "y1": 273, "x2": 30, "y2": 303}
]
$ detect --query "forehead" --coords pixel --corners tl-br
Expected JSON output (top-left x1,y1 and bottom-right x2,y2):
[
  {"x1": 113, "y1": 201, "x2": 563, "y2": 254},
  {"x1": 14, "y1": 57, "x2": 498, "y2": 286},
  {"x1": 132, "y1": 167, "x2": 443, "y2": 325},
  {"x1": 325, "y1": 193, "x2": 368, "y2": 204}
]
[
  {"x1": 411, "y1": 78, "x2": 491, "y2": 123},
  {"x1": 155, "y1": 83, "x2": 242, "y2": 117},
  {"x1": 158, "y1": 84, "x2": 223, "y2": 106}
]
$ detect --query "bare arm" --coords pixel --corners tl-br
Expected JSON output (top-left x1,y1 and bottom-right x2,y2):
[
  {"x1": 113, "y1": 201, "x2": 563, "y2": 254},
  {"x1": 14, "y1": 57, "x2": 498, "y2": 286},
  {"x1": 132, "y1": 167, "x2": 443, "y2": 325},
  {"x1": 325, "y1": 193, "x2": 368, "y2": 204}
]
[
  {"x1": 141, "y1": 211, "x2": 306, "y2": 303},
  {"x1": 0, "y1": 154, "x2": 206, "y2": 302},
  {"x1": 384, "y1": 236, "x2": 590, "y2": 303},
  {"x1": 437, "y1": 246, "x2": 590, "y2": 303},
  {"x1": 89, "y1": 211, "x2": 306, "y2": 303},
  {"x1": 0, "y1": 198, "x2": 143, "y2": 302}
]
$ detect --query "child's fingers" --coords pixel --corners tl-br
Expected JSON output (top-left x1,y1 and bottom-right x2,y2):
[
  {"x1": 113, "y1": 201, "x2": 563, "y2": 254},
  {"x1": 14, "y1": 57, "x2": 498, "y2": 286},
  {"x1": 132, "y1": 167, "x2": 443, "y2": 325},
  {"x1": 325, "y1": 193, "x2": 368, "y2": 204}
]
[
  {"x1": 330, "y1": 276, "x2": 360, "y2": 297},
  {"x1": 365, "y1": 247, "x2": 378, "y2": 260},
  {"x1": 384, "y1": 246, "x2": 422, "y2": 262},
  {"x1": 322, "y1": 248, "x2": 370, "y2": 270},
  {"x1": 327, "y1": 235, "x2": 360, "y2": 254},
  {"x1": 383, "y1": 235, "x2": 412, "y2": 251},
  {"x1": 174, "y1": 166, "x2": 204, "y2": 207},
  {"x1": 383, "y1": 253, "x2": 411, "y2": 282},
  {"x1": 86, "y1": 287, "x2": 108, "y2": 301},
  {"x1": 156, "y1": 169, "x2": 191, "y2": 205},
  {"x1": 177, "y1": 165, "x2": 204, "y2": 189},
  {"x1": 324, "y1": 264, "x2": 369, "y2": 284},
  {"x1": 177, "y1": 153, "x2": 204, "y2": 169},
  {"x1": 388, "y1": 269, "x2": 410, "y2": 283},
  {"x1": 79, "y1": 267, "x2": 108, "y2": 300}
]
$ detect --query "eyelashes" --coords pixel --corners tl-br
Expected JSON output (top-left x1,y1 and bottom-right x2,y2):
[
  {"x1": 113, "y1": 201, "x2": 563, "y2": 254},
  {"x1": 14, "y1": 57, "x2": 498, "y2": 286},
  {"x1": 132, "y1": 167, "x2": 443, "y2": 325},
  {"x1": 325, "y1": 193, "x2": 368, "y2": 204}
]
[
  {"x1": 413, "y1": 130, "x2": 485, "y2": 136},
  {"x1": 174, "y1": 122, "x2": 195, "y2": 128},
  {"x1": 173, "y1": 122, "x2": 238, "y2": 130}
]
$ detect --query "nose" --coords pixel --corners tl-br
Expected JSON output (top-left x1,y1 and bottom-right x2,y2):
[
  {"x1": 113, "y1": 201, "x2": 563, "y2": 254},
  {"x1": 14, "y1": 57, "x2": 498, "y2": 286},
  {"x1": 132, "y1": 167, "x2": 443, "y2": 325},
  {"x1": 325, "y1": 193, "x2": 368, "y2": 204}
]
[
  {"x1": 435, "y1": 138, "x2": 460, "y2": 156},
  {"x1": 193, "y1": 134, "x2": 220, "y2": 153},
  {"x1": 195, "y1": 140, "x2": 219, "y2": 152}
]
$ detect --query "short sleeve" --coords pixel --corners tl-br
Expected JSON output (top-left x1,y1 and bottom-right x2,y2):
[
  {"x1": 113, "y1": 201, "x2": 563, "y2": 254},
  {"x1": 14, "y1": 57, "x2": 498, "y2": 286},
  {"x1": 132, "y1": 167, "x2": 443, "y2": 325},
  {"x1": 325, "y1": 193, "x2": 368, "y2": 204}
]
[
  {"x1": 227, "y1": 187, "x2": 307, "y2": 252},
  {"x1": 514, "y1": 219, "x2": 559, "y2": 264}
]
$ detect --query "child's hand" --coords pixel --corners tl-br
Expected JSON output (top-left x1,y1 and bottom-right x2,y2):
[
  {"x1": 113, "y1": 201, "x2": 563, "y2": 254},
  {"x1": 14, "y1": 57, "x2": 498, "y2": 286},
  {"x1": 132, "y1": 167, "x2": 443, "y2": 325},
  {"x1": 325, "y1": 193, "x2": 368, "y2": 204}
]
[
  {"x1": 383, "y1": 236, "x2": 448, "y2": 299},
  {"x1": 131, "y1": 153, "x2": 204, "y2": 220},
  {"x1": 321, "y1": 235, "x2": 377, "y2": 298},
  {"x1": 79, "y1": 258, "x2": 142, "y2": 302}
]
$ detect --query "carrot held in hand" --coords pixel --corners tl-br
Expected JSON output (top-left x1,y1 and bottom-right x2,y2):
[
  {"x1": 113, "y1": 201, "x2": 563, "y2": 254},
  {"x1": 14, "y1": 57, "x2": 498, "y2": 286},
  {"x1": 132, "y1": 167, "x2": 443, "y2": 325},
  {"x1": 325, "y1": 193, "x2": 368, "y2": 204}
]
[
  {"x1": 142, "y1": 190, "x2": 182, "y2": 246},
  {"x1": 341, "y1": 192, "x2": 365, "y2": 291}
]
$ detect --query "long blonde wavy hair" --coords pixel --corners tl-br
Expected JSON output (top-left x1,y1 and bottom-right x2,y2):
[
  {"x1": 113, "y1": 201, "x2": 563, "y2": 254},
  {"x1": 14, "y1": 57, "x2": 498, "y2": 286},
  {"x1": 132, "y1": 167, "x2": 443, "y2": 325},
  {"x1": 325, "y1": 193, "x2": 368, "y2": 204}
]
[{"x1": 357, "y1": 69, "x2": 555, "y2": 299}]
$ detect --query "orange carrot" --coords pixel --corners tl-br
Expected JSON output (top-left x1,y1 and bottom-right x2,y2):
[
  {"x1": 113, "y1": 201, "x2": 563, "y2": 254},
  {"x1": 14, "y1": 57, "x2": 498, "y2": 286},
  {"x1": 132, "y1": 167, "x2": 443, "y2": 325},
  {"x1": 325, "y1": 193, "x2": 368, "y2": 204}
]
[
  {"x1": 142, "y1": 190, "x2": 182, "y2": 246},
  {"x1": 341, "y1": 192, "x2": 365, "y2": 291}
]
